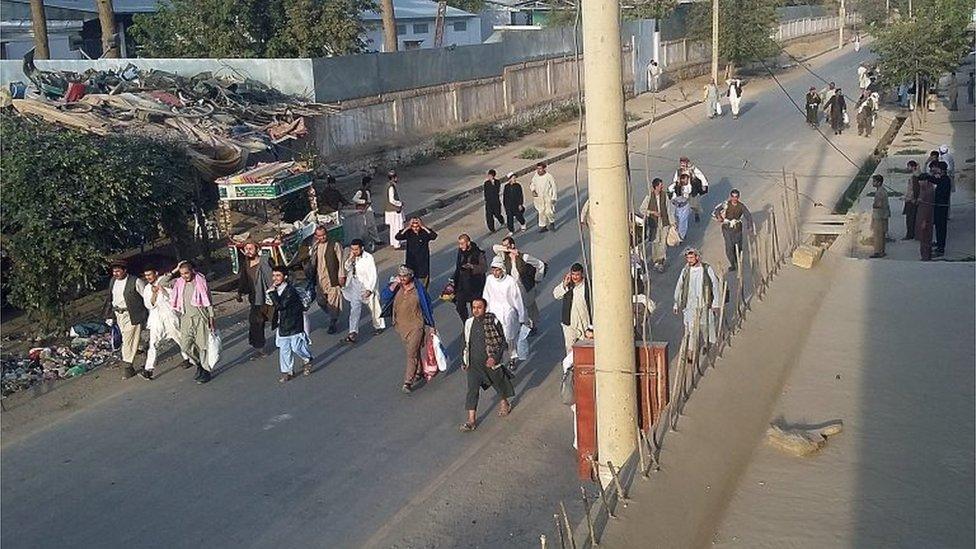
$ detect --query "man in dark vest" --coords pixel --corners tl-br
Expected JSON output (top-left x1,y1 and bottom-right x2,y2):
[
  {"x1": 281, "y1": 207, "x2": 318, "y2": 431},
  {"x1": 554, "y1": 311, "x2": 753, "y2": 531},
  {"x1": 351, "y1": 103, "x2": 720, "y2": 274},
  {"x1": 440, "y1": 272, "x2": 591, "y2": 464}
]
[
  {"x1": 236, "y1": 241, "x2": 274, "y2": 356},
  {"x1": 493, "y1": 236, "x2": 546, "y2": 335},
  {"x1": 103, "y1": 259, "x2": 149, "y2": 379},
  {"x1": 451, "y1": 234, "x2": 487, "y2": 321},
  {"x1": 384, "y1": 170, "x2": 405, "y2": 250},
  {"x1": 483, "y1": 169, "x2": 505, "y2": 233},
  {"x1": 711, "y1": 189, "x2": 753, "y2": 271},
  {"x1": 552, "y1": 263, "x2": 592, "y2": 353},
  {"x1": 640, "y1": 177, "x2": 672, "y2": 272},
  {"x1": 672, "y1": 248, "x2": 720, "y2": 348},
  {"x1": 302, "y1": 225, "x2": 346, "y2": 334}
]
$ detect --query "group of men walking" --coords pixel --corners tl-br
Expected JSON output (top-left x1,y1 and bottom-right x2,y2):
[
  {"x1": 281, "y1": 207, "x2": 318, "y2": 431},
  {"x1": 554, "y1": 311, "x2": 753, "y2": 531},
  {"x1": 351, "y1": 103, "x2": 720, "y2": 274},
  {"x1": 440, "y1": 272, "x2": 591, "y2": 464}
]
[{"x1": 481, "y1": 163, "x2": 559, "y2": 235}]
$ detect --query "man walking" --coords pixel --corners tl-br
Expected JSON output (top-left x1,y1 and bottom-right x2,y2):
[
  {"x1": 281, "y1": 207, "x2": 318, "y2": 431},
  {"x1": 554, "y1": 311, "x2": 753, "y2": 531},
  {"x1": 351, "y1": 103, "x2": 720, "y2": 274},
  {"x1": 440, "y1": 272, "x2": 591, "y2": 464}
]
[
  {"x1": 352, "y1": 175, "x2": 381, "y2": 248},
  {"x1": 856, "y1": 91, "x2": 879, "y2": 137},
  {"x1": 673, "y1": 248, "x2": 721, "y2": 347},
  {"x1": 483, "y1": 169, "x2": 505, "y2": 233},
  {"x1": 237, "y1": 241, "x2": 274, "y2": 356},
  {"x1": 170, "y1": 260, "x2": 215, "y2": 384},
  {"x1": 384, "y1": 170, "x2": 405, "y2": 250},
  {"x1": 493, "y1": 237, "x2": 545, "y2": 335},
  {"x1": 671, "y1": 157, "x2": 708, "y2": 222},
  {"x1": 947, "y1": 72, "x2": 958, "y2": 111},
  {"x1": 318, "y1": 174, "x2": 350, "y2": 213},
  {"x1": 640, "y1": 178, "x2": 671, "y2": 272},
  {"x1": 381, "y1": 265, "x2": 435, "y2": 393},
  {"x1": 267, "y1": 266, "x2": 313, "y2": 382},
  {"x1": 503, "y1": 172, "x2": 527, "y2": 235},
  {"x1": 826, "y1": 88, "x2": 847, "y2": 135},
  {"x1": 451, "y1": 234, "x2": 487, "y2": 322},
  {"x1": 870, "y1": 175, "x2": 890, "y2": 258},
  {"x1": 303, "y1": 225, "x2": 346, "y2": 335},
  {"x1": 342, "y1": 239, "x2": 385, "y2": 343},
  {"x1": 712, "y1": 189, "x2": 753, "y2": 271},
  {"x1": 647, "y1": 60, "x2": 662, "y2": 92},
  {"x1": 552, "y1": 263, "x2": 591, "y2": 354},
  {"x1": 142, "y1": 266, "x2": 191, "y2": 380},
  {"x1": 704, "y1": 79, "x2": 720, "y2": 118},
  {"x1": 805, "y1": 86, "x2": 821, "y2": 127},
  {"x1": 395, "y1": 216, "x2": 438, "y2": 287},
  {"x1": 726, "y1": 77, "x2": 744, "y2": 119},
  {"x1": 459, "y1": 298, "x2": 515, "y2": 432},
  {"x1": 902, "y1": 160, "x2": 920, "y2": 240},
  {"x1": 103, "y1": 260, "x2": 148, "y2": 380},
  {"x1": 529, "y1": 162, "x2": 558, "y2": 233},
  {"x1": 482, "y1": 257, "x2": 527, "y2": 372}
]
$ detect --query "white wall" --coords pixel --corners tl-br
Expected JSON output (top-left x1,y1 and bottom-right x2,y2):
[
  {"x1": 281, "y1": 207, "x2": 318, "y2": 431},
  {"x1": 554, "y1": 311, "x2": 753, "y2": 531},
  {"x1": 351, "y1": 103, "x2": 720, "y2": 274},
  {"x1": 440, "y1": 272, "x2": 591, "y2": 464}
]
[
  {"x1": 3, "y1": 35, "x2": 82, "y2": 60},
  {"x1": 364, "y1": 16, "x2": 481, "y2": 52}
]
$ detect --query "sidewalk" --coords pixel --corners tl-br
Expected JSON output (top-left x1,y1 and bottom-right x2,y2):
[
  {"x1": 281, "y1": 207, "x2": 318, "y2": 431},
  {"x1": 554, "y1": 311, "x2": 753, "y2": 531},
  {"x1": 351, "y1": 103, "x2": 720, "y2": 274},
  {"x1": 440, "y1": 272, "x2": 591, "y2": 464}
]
[{"x1": 849, "y1": 60, "x2": 976, "y2": 261}]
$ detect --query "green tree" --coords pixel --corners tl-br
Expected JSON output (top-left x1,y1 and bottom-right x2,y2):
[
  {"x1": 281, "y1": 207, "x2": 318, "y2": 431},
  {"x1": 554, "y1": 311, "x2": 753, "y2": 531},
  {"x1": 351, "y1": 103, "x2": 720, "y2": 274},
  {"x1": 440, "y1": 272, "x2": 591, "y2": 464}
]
[
  {"x1": 0, "y1": 115, "x2": 198, "y2": 328},
  {"x1": 872, "y1": 0, "x2": 970, "y2": 90},
  {"x1": 690, "y1": 0, "x2": 781, "y2": 68},
  {"x1": 130, "y1": 0, "x2": 375, "y2": 58},
  {"x1": 447, "y1": 0, "x2": 485, "y2": 14},
  {"x1": 542, "y1": 0, "x2": 677, "y2": 27}
]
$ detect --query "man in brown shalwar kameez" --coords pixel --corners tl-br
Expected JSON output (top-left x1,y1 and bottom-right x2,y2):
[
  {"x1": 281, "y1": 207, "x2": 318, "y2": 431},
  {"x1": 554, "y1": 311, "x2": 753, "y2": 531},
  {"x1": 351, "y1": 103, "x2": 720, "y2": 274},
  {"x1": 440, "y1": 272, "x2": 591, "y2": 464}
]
[
  {"x1": 303, "y1": 225, "x2": 346, "y2": 334},
  {"x1": 915, "y1": 174, "x2": 936, "y2": 261}
]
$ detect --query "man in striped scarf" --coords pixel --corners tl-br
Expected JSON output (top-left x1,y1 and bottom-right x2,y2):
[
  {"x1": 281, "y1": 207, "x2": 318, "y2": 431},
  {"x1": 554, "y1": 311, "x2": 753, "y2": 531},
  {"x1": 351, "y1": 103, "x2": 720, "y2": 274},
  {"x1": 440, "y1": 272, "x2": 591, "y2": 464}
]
[{"x1": 459, "y1": 298, "x2": 515, "y2": 432}]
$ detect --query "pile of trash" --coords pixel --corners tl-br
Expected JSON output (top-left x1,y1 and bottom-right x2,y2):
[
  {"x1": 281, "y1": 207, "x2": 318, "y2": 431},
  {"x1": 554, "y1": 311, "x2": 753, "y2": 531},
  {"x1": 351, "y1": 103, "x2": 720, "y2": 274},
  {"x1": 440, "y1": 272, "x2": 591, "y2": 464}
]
[
  {"x1": 1, "y1": 323, "x2": 118, "y2": 397},
  {"x1": 3, "y1": 51, "x2": 339, "y2": 180}
]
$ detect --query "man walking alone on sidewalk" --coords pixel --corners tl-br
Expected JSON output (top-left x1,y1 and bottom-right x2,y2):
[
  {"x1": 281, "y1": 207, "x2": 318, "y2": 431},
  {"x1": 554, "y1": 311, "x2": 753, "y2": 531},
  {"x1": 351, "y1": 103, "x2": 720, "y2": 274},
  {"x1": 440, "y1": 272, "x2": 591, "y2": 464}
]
[
  {"x1": 267, "y1": 266, "x2": 313, "y2": 382},
  {"x1": 673, "y1": 248, "x2": 721, "y2": 348},
  {"x1": 103, "y1": 260, "x2": 148, "y2": 380},
  {"x1": 530, "y1": 162, "x2": 558, "y2": 233},
  {"x1": 503, "y1": 172, "x2": 527, "y2": 235},
  {"x1": 711, "y1": 189, "x2": 753, "y2": 271},
  {"x1": 237, "y1": 241, "x2": 274, "y2": 356},
  {"x1": 459, "y1": 298, "x2": 515, "y2": 432},
  {"x1": 483, "y1": 169, "x2": 505, "y2": 233},
  {"x1": 870, "y1": 175, "x2": 890, "y2": 258},
  {"x1": 385, "y1": 171, "x2": 405, "y2": 250}
]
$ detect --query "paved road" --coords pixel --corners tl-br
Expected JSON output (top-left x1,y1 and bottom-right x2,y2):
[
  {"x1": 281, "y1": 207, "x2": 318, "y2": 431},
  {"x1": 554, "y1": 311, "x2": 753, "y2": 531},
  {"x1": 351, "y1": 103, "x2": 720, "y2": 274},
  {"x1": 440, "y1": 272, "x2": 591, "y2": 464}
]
[{"x1": 1, "y1": 44, "x2": 880, "y2": 548}]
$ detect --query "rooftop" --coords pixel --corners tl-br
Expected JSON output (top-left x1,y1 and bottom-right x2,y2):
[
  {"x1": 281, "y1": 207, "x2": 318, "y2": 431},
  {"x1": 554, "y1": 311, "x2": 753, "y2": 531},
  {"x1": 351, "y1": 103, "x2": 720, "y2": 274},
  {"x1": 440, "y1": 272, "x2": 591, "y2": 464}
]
[{"x1": 362, "y1": 0, "x2": 477, "y2": 21}]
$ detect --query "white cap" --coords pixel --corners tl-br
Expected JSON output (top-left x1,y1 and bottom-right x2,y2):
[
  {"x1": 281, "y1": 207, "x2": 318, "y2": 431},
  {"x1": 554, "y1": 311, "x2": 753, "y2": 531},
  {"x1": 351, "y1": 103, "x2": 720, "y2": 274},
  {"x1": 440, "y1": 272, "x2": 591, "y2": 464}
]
[
  {"x1": 490, "y1": 257, "x2": 505, "y2": 269},
  {"x1": 939, "y1": 144, "x2": 949, "y2": 154}
]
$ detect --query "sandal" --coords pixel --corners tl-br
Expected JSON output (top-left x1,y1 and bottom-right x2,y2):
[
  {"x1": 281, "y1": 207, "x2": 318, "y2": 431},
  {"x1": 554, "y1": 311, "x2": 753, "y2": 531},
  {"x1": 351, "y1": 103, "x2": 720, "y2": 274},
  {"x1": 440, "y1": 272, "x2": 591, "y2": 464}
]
[
  {"x1": 278, "y1": 373, "x2": 293, "y2": 384},
  {"x1": 459, "y1": 422, "x2": 477, "y2": 432},
  {"x1": 303, "y1": 363, "x2": 312, "y2": 377},
  {"x1": 346, "y1": 333, "x2": 358, "y2": 344},
  {"x1": 498, "y1": 402, "x2": 512, "y2": 417},
  {"x1": 401, "y1": 383, "x2": 413, "y2": 394}
]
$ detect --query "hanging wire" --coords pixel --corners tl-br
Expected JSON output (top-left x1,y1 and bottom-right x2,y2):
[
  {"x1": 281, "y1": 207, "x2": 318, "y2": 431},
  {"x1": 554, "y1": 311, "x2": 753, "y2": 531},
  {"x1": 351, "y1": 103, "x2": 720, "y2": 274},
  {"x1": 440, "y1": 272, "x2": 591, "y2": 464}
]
[{"x1": 571, "y1": 0, "x2": 592, "y2": 282}]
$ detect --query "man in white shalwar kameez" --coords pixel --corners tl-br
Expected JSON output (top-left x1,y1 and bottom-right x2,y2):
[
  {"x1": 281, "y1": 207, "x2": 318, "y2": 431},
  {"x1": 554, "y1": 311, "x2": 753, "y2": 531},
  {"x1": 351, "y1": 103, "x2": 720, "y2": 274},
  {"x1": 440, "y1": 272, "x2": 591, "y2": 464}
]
[
  {"x1": 482, "y1": 257, "x2": 527, "y2": 371},
  {"x1": 142, "y1": 267, "x2": 192, "y2": 379},
  {"x1": 672, "y1": 248, "x2": 721, "y2": 346},
  {"x1": 341, "y1": 239, "x2": 385, "y2": 343},
  {"x1": 529, "y1": 162, "x2": 558, "y2": 232}
]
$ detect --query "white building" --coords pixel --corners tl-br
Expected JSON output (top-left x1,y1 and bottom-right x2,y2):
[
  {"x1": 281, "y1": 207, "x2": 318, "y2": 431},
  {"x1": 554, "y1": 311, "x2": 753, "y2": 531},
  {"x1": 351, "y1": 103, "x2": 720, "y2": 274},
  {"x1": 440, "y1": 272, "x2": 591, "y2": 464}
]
[{"x1": 363, "y1": 0, "x2": 482, "y2": 52}]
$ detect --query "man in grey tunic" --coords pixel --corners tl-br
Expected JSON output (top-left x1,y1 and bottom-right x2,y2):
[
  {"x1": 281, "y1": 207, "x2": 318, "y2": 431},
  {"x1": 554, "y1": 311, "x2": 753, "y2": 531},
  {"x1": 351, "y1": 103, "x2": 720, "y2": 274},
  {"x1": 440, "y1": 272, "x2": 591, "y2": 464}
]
[{"x1": 672, "y1": 248, "x2": 721, "y2": 346}]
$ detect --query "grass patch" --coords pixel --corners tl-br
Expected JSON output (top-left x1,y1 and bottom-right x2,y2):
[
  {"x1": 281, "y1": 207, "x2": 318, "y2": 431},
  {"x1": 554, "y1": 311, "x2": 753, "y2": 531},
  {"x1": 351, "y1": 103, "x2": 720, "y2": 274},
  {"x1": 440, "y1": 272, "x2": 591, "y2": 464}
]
[
  {"x1": 541, "y1": 138, "x2": 571, "y2": 149},
  {"x1": 893, "y1": 148, "x2": 928, "y2": 155},
  {"x1": 429, "y1": 104, "x2": 580, "y2": 159},
  {"x1": 517, "y1": 147, "x2": 547, "y2": 160}
]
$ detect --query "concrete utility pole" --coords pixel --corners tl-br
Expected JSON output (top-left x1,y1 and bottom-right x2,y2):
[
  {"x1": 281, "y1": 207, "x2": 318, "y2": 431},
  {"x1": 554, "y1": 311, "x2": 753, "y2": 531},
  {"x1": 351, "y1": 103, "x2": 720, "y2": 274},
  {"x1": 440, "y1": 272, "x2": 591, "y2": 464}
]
[
  {"x1": 380, "y1": 0, "x2": 399, "y2": 52},
  {"x1": 581, "y1": 0, "x2": 638, "y2": 479},
  {"x1": 838, "y1": 0, "x2": 846, "y2": 50},
  {"x1": 29, "y1": 0, "x2": 50, "y2": 60},
  {"x1": 711, "y1": 0, "x2": 719, "y2": 84},
  {"x1": 96, "y1": 0, "x2": 118, "y2": 58}
]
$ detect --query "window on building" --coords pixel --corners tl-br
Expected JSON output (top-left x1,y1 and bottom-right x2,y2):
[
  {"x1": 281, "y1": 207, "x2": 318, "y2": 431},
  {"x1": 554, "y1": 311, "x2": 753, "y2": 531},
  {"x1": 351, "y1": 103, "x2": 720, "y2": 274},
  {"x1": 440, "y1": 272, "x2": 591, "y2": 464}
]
[
  {"x1": 404, "y1": 40, "x2": 424, "y2": 50},
  {"x1": 452, "y1": 21, "x2": 467, "y2": 32},
  {"x1": 396, "y1": 24, "x2": 407, "y2": 35},
  {"x1": 413, "y1": 23, "x2": 429, "y2": 34}
]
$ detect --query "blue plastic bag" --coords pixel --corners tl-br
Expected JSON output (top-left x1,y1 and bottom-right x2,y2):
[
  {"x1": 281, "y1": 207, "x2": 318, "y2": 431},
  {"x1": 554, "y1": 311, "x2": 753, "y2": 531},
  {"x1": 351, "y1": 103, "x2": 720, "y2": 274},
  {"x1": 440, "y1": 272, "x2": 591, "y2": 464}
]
[{"x1": 110, "y1": 323, "x2": 122, "y2": 351}]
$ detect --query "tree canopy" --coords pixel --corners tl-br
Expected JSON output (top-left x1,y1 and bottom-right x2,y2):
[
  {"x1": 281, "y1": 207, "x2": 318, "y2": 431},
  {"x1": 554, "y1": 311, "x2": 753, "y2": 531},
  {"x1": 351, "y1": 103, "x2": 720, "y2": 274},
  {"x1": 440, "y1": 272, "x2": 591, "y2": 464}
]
[
  {"x1": 0, "y1": 115, "x2": 198, "y2": 327},
  {"x1": 130, "y1": 0, "x2": 376, "y2": 58},
  {"x1": 871, "y1": 0, "x2": 971, "y2": 87},
  {"x1": 690, "y1": 0, "x2": 781, "y2": 68}
]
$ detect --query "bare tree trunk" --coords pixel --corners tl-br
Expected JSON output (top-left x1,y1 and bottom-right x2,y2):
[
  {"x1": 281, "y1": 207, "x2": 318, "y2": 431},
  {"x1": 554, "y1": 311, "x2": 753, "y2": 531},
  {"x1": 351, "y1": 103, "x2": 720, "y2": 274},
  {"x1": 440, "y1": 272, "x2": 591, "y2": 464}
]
[
  {"x1": 96, "y1": 0, "x2": 119, "y2": 58},
  {"x1": 380, "y1": 0, "x2": 398, "y2": 52},
  {"x1": 29, "y1": 0, "x2": 50, "y2": 59}
]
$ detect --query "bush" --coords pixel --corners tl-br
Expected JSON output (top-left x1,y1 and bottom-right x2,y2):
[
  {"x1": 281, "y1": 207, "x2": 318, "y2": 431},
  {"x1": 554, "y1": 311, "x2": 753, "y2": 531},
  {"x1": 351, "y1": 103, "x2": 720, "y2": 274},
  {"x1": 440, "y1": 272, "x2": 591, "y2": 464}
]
[
  {"x1": 0, "y1": 115, "x2": 198, "y2": 328},
  {"x1": 518, "y1": 147, "x2": 547, "y2": 159}
]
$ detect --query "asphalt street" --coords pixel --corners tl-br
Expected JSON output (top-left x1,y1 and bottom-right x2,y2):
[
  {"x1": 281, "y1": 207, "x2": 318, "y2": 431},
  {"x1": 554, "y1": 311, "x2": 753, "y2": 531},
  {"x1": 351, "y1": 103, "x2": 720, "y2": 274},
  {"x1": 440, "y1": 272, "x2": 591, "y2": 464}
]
[{"x1": 1, "y1": 44, "x2": 880, "y2": 548}]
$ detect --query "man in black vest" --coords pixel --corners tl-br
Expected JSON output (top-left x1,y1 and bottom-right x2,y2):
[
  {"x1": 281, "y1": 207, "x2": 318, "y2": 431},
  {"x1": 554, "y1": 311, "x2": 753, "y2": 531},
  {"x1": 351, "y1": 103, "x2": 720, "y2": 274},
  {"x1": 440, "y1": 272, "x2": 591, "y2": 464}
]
[
  {"x1": 268, "y1": 266, "x2": 313, "y2": 383},
  {"x1": 451, "y1": 234, "x2": 487, "y2": 321},
  {"x1": 302, "y1": 225, "x2": 346, "y2": 334},
  {"x1": 103, "y1": 260, "x2": 149, "y2": 379},
  {"x1": 483, "y1": 169, "x2": 505, "y2": 233},
  {"x1": 640, "y1": 178, "x2": 672, "y2": 272},
  {"x1": 493, "y1": 236, "x2": 545, "y2": 335},
  {"x1": 552, "y1": 263, "x2": 592, "y2": 353}
]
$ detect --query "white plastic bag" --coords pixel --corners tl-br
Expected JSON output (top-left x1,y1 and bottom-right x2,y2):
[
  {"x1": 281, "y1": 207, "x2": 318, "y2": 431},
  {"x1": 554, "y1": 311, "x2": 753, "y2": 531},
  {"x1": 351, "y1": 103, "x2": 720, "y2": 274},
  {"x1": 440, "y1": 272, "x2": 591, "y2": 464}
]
[
  {"x1": 432, "y1": 332, "x2": 449, "y2": 372},
  {"x1": 715, "y1": 101, "x2": 723, "y2": 116},
  {"x1": 516, "y1": 324, "x2": 531, "y2": 359},
  {"x1": 206, "y1": 329, "x2": 222, "y2": 372}
]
